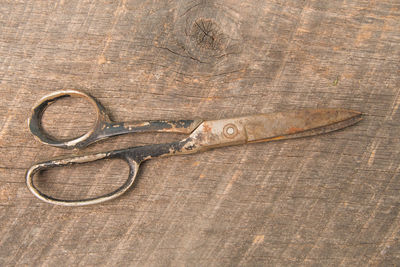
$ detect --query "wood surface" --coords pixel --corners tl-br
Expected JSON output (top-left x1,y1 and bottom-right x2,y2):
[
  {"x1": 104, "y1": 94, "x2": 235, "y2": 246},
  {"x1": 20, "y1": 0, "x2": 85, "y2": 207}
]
[{"x1": 0, "y1": 0, "x2": 399, "y2": 266}]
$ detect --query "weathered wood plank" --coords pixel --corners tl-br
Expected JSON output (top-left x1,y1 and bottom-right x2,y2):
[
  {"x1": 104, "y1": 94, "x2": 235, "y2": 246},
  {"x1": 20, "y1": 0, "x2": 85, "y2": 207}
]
[{"x1": 0, "y1": 0, "x2": 399, "y2": 266}]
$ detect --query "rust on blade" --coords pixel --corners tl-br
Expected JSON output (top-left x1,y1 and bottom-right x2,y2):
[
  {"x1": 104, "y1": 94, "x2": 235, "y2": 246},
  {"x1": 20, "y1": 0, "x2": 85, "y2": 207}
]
[
  {"x1": 287, "y1": 127, "x2": 304, "y2": 134},
  {"x1": 186, "y1": 109, "x2": 362, "y2": 152},
  {"x1": 244, "y1": 109, "x2": 362, "y2": 143},
  {"x1": 184, "y1": 109, "x2": 362, "y2": 151},
  {"x1": 249, "y1": 135, "x2": 285, "y2": 144}
]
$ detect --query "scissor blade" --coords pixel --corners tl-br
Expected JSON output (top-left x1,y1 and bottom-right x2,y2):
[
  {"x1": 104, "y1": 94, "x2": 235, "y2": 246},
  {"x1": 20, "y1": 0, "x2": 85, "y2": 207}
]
[{"x1": 244, "y1": 109, "x2": 362, "y2": 143}]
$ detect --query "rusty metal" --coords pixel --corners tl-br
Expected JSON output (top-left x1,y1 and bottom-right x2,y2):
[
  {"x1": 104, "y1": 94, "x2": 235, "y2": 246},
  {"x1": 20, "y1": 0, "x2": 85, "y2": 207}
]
[{"x1": 26, "y1": 89, "x2": 362, "y2": 206}]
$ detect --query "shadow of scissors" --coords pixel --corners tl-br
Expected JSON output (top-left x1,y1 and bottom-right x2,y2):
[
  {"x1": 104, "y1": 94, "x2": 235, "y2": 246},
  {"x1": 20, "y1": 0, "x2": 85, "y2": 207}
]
[{"x1": 26, "y1": 89, "x2": 362, "y2": 206}]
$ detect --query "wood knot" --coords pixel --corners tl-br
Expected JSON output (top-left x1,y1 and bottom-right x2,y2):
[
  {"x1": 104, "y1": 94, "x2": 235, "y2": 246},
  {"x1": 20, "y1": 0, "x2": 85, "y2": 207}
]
[
  {"x1": 190, "y1": 19, "x2": 225, "y2": 51},
  {"x1": 173, "y1": 2, "x2": 242, "y2": 63}
]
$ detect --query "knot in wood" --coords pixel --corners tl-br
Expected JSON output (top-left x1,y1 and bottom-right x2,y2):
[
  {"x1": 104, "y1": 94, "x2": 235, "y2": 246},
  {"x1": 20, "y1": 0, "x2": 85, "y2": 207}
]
[
  {"x1": 172, "y1": 3, "x2": 242, "y2": 63},
  {"x1": 190, "y1": 19, "x2": 224, "y2": 51}
]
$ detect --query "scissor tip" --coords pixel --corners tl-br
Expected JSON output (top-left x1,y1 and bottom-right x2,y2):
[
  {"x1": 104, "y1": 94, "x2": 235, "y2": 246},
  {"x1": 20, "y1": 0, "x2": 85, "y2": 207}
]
[
  {"x1": 336, "y1": 109, "x2": 362, "y2": 120},
  {"x1": 349, "y1": 110, "x2": 363, "y2": 119}
]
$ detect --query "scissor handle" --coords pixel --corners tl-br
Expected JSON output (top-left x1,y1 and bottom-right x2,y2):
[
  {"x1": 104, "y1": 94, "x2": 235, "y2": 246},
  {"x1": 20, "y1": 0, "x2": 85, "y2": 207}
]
[
  {"x1": 26, "y1": 138, "x2": 200, "y2": 206},
  {"x1": 26, "y1": 151, "x2": 140, "y2": 206},
  {"x1": 28, "y1": 89, "x2": 112, "y2": 149},
  {"x1": 29, "y1": 90, "x2": 202, "y2": 149}
]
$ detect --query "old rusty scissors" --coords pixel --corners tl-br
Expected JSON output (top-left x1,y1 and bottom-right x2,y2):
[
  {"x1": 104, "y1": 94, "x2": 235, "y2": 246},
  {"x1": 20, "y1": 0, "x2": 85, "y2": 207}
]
[{"x1": 26, "y1": 89, "x2": 362, "y2": 206}]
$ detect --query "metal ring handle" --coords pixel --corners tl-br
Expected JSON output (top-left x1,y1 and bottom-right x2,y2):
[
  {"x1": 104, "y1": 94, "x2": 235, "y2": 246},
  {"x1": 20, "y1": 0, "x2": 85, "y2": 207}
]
[
  {"x1": 28, "y1": 89, "x2": 111, "y2": 149},
  {"x1": 26, "y1": 152, "x2": 140, "y2": 206}
]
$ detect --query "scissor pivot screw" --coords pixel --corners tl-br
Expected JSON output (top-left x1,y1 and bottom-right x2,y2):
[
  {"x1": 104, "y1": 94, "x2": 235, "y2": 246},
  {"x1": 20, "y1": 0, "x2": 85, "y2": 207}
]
[{"x1": 223, "y1": 124, "x2": 238, "y2": 138}]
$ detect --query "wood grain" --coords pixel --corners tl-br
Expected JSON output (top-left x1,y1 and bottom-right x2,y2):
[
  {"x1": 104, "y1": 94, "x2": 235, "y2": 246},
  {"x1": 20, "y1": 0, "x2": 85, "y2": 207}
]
[{"x1": 0, "y1": 0, "x2": 399, "y2": 266}]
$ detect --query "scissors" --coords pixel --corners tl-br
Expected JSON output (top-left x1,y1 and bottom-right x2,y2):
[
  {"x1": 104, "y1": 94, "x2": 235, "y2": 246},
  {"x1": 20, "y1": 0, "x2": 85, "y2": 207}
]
[{"x1": 26, "y1": 89, "x2": 362, "y2": 206}]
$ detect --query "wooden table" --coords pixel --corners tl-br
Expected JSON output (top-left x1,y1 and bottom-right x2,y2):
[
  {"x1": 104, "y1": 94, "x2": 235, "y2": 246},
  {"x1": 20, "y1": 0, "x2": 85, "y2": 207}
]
[{"x1": 1, "y1": 0, "x2": 399, "y2": 266}]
